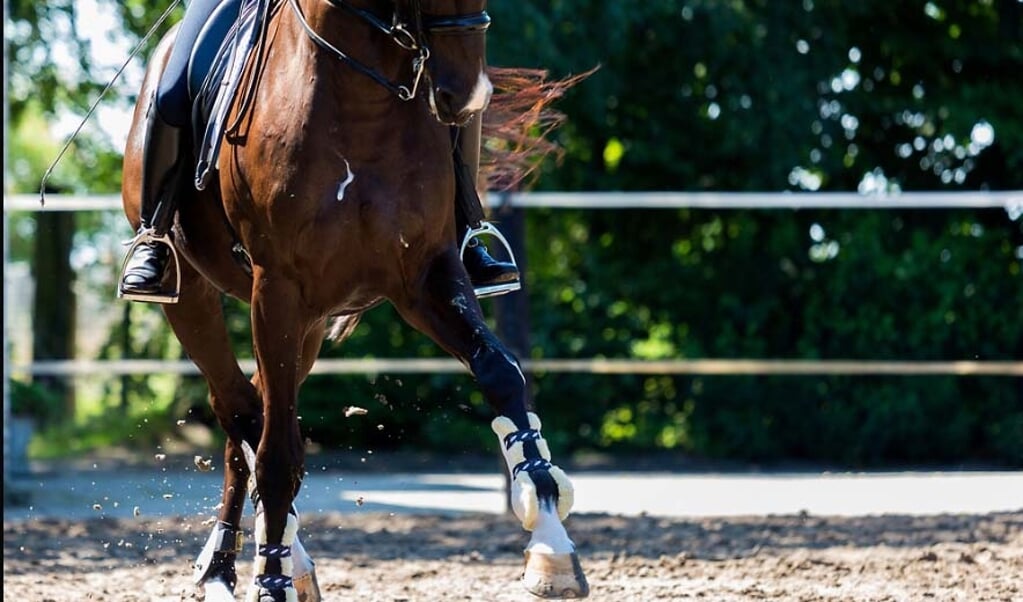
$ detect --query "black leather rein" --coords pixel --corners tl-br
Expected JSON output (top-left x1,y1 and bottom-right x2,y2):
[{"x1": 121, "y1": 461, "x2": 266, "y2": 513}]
[{"x1": 421, "y1": 12, "x2": 491, "y2": 34}]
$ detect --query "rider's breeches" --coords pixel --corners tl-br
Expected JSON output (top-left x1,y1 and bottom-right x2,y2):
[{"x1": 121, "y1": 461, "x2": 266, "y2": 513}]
[{"x1": 157, "y1": 0, "x2": 229, "y2": 126}]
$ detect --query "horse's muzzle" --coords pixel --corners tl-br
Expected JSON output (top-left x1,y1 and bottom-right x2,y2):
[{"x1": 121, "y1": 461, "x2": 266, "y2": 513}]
[{"x1": 429, "y1": 73, "x2": 492, "y2": 126}]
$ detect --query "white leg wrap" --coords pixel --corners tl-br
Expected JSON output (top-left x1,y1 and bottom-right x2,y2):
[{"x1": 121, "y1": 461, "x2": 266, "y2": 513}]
[
  {"x1": 245, "y1": 584, "x2": 260, "y2": 602},
  {"x1": 251, "y1": 509, "x2": 268, "y2": 578},
  {"x1": 255, "y1": 509, "x2": 268, "y2": 544},
  {"x1": 492, "y1": 412, "x2": 575, "y2": 531},
  {"x1": 253, "y1": 555, "x2": 267, "y2": 578},
  {"x1": 281, "y1": 512, "x2": 298, "y2": 546},
  {"x1": 247, "y1": 510, "x2": 300, "y2": 602}
]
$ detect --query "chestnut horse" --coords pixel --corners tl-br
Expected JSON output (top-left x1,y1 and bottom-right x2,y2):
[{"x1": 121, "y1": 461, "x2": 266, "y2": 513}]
[{"x1": 121, "y1": 0, "x2": 588, "y2": 600}]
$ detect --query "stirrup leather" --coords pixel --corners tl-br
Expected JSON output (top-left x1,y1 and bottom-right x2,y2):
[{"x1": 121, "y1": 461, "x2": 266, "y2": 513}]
[
  {"x1": 117, "y1": 229, "x2": 182, "y2": 304},
  {"x1": 460, "y1": 221, "x2": 521, "y2": 299}
]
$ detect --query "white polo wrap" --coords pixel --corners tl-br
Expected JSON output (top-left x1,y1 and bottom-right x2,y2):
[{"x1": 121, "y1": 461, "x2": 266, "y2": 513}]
[
  {"x1": 246, "y1": 510, "x2": 299, "y2": 602},
  {"x1": 492, "y1": 412, "x2": 574, "y2": 531}
]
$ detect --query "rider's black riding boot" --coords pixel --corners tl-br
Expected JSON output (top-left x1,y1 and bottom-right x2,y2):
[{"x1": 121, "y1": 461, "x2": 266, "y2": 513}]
[
  {"x1": 454, "y1": 116, "x2": 520, "y2": 292},
  {"x1": 119, "y1": 103, "x2": 182, "y2": 303}
]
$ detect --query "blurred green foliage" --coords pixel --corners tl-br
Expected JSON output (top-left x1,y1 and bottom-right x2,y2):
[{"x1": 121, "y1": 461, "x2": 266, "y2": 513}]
[
  {"x1": 7, "y1": 0, "x2": 1022, "y2": 466},
  {"x1": 10, "y1": 380, "x2": 64, "y2": 427}
]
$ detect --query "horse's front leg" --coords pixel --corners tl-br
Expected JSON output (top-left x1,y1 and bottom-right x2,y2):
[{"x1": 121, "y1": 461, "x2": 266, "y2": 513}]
[
  {"x1": 189, "y1": 332, "x2": 324, "y2": 602},
  {"x1": 245, "y1": 270, "x2": 310, "y2": 602},
  {"x1": 193, "y1": 388, "x2": 324, "y2": 602},
  {"x1": 394, "y1": 250, "x2": 589, "y2": 599},
  {"x1": 245, "y1": 325, "x2": 328, "y2": 602}
]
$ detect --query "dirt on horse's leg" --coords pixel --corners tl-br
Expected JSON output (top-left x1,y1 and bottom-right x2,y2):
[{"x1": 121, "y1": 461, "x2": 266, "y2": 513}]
[
  {"x1": 394, "y1": 251, "x2": 589, "y2": 599},
  {"x1": 246, "y1": 272, "x2": 308, "y2": 602},
  {"x1": 161, "y1": 264, "x2": 262, "y2": 600}
]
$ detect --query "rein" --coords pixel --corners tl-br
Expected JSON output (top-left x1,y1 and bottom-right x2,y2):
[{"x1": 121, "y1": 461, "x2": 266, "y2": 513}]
[{"x1": 285, "y1": 0, "x2": 489, "y2": 101}]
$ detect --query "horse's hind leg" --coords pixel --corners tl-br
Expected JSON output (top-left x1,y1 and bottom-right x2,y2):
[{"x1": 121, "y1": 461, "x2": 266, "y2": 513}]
[
  {"x1": 160, "y1": 263, "x2": 262, "y2": 600},
  {"x1": 393, "y1": 250, "x2": 589, "y2": 599}
]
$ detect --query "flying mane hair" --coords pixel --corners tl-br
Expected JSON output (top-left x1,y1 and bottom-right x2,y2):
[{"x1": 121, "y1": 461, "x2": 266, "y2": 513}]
[{"x1": 480, "y1": 66, "x2": 598, "y2": 192}]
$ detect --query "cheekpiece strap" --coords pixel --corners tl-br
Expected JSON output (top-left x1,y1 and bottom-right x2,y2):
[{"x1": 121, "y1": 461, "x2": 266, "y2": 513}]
[
  {"x1": 512, "y1": 458, "x2": 552, "y2": 478},
  {"x1": 255, "y1": 574, "x2": 294, "y2": 590},
  {"x1": 504, "y1": 429, "x2": 542, "y2": 449},
  {"x1": 258, "y1": 544, "x2": 293, "y2": 558}
]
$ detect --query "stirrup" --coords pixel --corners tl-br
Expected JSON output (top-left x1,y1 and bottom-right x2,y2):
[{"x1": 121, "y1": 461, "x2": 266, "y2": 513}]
[
  {"x1": 459, "y1": 221, "x2": 522, "y2": 299},
  {"x1": 117, "y1": 229, "x2": 182, "y2": 304}
]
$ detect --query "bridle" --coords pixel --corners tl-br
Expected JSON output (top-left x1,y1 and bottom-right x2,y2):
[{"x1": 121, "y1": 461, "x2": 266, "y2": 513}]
[{"x1": 287, "y1": 0, "x2": 490, "y2": 101}]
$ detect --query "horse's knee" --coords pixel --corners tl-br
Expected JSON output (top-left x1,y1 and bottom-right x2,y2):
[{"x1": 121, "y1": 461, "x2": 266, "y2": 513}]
[
  {"x1": 208, "y1": 389, "x2": 262, "y2": 446},
  {"x1": 492, "y1": 412, "x2": 575, "y2": 531}
]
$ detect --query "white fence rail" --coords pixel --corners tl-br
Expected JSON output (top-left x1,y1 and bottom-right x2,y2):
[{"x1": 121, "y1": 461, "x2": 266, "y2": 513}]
[
  {"x1": 5, "y1": 191, "x2": 1023, "y2": 378},
  {"x1": 7, "y1": 190, "x2": 1023, "y2": 211},
  {"x1": 12, "y1": 358, "x2": 1023, "y2": 377}
]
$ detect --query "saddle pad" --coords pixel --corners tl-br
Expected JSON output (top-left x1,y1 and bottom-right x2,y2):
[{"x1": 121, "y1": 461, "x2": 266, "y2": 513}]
[{"x1": 191, "y1": 0, "x2": 263, "y2": 191}]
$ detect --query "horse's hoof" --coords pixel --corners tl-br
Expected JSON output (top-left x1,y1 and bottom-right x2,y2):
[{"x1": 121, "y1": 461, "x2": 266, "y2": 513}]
[
  {"x1": 294, "y1": 567, "x2": 321, "y2": 602},
  {"x1": 522, "y1": 551, "x2": 590, "y2": 599}
]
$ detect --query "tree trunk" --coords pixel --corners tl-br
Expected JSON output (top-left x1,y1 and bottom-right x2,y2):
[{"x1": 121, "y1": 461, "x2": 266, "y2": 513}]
[{"x1": 30, "y1": 211, "x2": 76, "y2": 423}]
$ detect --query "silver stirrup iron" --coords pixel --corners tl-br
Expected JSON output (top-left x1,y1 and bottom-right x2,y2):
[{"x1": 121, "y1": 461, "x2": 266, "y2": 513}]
[
  {"x1": 117, "y1": 229, "x2": 182, "y2": 304},
  {"x1": 460, "y1": 221, "x2": 521, "y2": 299}
]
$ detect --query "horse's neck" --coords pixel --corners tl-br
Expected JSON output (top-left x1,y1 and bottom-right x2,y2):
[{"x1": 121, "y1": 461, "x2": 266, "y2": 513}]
[
  {"x1": 286, "y1": 0, "x2": 410, "y2": 98},
  {"x1": 276, "y1": 0, "x2": 432, "y2": 145}
]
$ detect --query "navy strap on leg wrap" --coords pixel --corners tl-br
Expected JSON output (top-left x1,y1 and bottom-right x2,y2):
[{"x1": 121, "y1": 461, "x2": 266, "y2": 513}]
[
  {"x1": 504, "y1": 429, "x2": 542, "y2": 448},
  {"x1": 255, "y1": 574, "x2": 293, "y2": 589},
  {"x1": 513, "y1": 458, "x2": 553, "y2": 478},
  {"x1": 258, "y1": 544, "x2": 292, "y2": 558}
]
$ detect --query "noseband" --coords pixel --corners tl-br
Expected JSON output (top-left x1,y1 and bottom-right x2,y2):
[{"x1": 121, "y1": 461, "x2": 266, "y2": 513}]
[{"x1": 287, "y1": 0, "x2": 490, "y2": 100}]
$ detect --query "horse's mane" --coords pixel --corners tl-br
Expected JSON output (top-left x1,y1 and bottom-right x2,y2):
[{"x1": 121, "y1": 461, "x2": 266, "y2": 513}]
[{"x1": 480, "y1": 66, "x2": 597, "y2": 192}]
